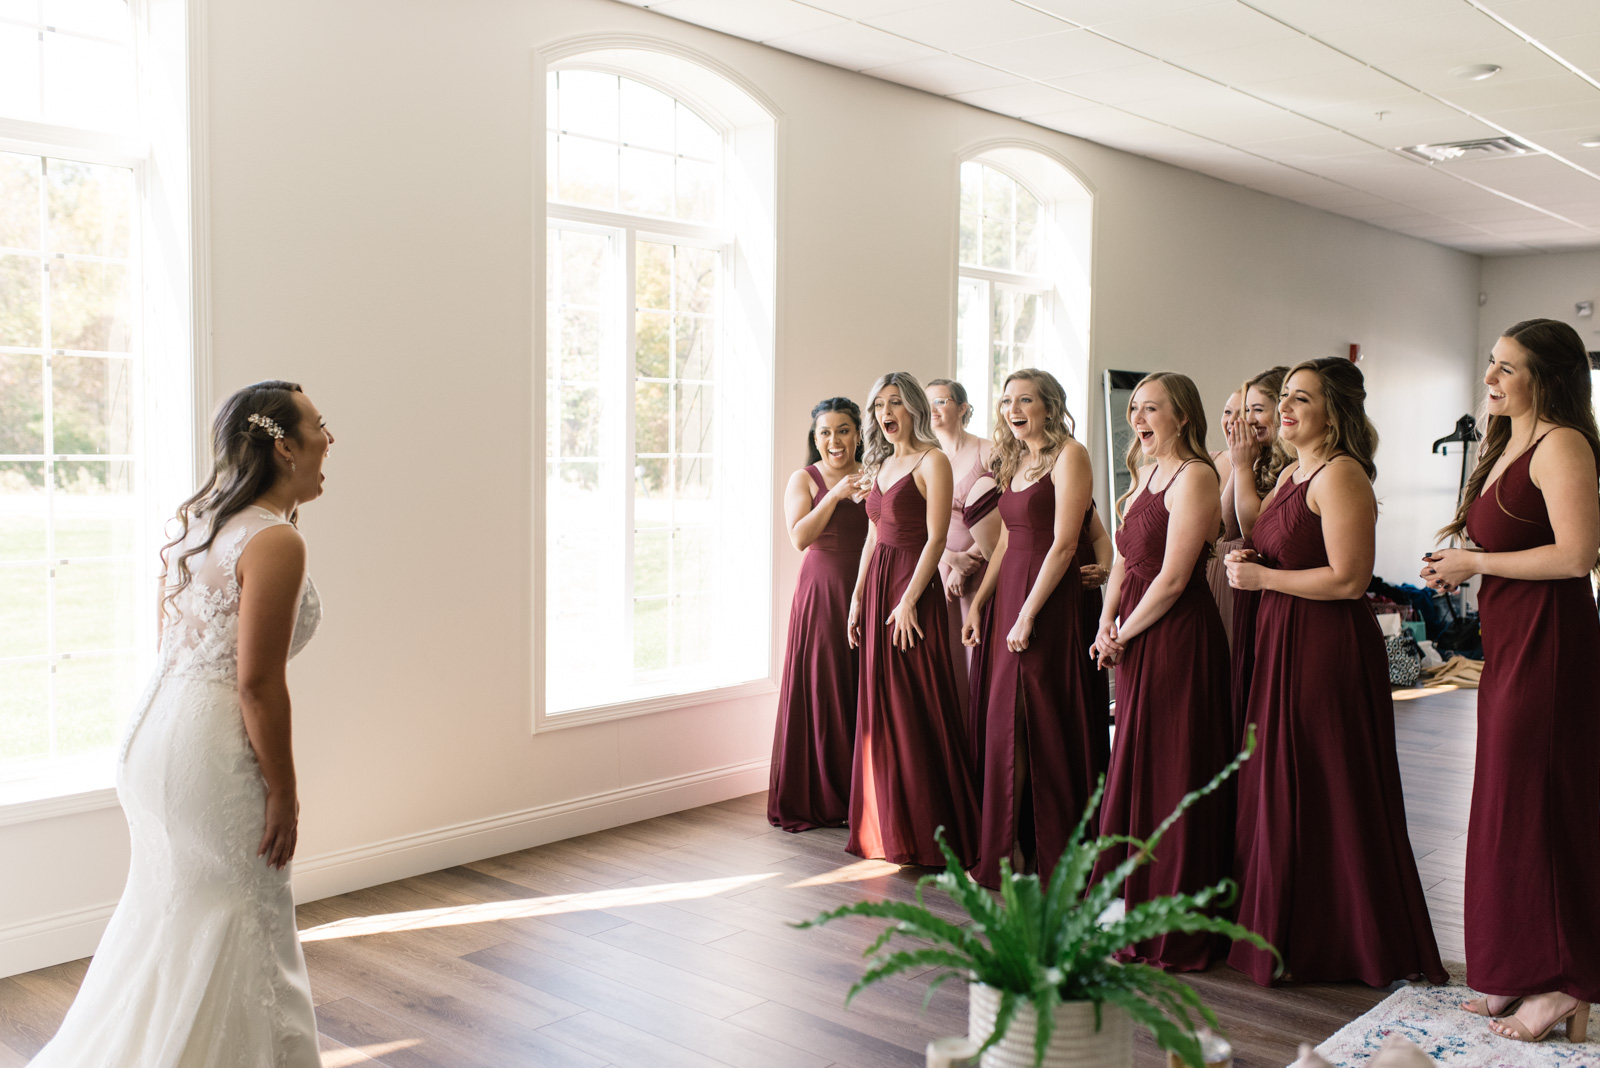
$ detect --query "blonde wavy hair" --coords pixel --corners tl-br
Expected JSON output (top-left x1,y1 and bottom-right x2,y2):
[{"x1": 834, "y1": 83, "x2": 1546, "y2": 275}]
[
  {"x1": 990, "y1": 368, "x2": 1075, "y2": 490},
  {"x1": 862, "y1": 371, "x2": 939, "y2": 475},
  {"x1": 1116, "y1": 372, "x2": 1219, "y2": 519},
  {"x1": 1241, "y1": 365, "x2": 1293, "y2": 498}
]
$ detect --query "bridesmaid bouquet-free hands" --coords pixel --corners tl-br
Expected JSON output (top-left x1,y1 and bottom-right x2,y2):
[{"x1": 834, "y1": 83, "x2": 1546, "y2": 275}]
[
  {"x1": 1225, "y1": 547, "x2": 1268, "y2": 591},
  {"x1": 797, "y1": 729, "x2": 1278, "y2": 1068}
]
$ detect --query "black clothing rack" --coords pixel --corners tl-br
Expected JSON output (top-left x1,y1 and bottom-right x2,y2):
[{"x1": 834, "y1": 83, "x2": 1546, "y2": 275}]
[{"x1": 1432, "y1": 413, "x2": 1481, "y2": 499}]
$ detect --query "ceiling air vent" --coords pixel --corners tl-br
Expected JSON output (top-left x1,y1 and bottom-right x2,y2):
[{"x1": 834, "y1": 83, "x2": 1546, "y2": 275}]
[{"x1": 1398, "y1": 136, "x2": 1537, "y2": 163}]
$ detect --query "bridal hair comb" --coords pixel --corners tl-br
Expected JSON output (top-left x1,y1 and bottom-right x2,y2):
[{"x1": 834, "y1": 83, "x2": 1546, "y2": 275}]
[{"x1": 247, "y1": 413, "x2": 285, "y2": 440}]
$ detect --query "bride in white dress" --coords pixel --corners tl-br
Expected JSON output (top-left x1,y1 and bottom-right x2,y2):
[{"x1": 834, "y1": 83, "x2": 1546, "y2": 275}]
[{"x1": 31, "y1": 381, "x2": 333, "y2": 1068}]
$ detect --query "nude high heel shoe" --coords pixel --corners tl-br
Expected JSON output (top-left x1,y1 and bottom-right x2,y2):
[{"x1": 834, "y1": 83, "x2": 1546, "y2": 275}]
[
  {"x1": 1463, "y1": 995, "x2": 1523, "y2": 1019},
  {"x1": 1493, "y1": 1000, "x2": 1589, "y2": 1043}
]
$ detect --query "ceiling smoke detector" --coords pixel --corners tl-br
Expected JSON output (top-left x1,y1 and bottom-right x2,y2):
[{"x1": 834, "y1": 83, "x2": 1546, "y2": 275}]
[
  {"x1": 1452, "y1": 63, "x2": 1503, "y2": 80},
  {"x1": 1581, "y1": 136, "x2": 1600, "y2": 148},
  {"x1": 1398, "y1": 136, "x2": 1537, "y2": 163}
]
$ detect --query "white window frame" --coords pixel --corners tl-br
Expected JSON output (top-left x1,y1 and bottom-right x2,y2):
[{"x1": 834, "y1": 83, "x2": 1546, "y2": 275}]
[
  {"x1": 534, "y1": 44, "x2": 778, "y2": 733},
  {"x1": 0, "y1": 0, "x2": 204, "y2": 817}
]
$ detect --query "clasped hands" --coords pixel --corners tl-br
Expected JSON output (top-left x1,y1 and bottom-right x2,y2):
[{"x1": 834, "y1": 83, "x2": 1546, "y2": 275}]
[
  {"x1": 1419, "y1": 548, "x2": 1476, "y2": 593},
  {"x1": 1225, "y1": 547, "x2": 1269, "y2": 591}
]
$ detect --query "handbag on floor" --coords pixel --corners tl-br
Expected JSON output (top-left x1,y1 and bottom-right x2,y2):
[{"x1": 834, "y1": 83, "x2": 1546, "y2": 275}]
[{"x1": 1385, "y1": 633, "x2": 1421, "y2": 687}]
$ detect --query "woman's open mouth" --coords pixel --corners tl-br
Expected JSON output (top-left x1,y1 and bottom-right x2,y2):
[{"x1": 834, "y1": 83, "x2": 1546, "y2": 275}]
[{"x1": 883, "y1": 418, "x2": 899, "y2": 434}]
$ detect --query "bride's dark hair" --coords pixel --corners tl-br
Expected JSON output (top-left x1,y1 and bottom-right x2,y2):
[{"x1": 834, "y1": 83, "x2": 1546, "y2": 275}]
[{"x1": 159, "y1": 380, "x2": 305, "y2": 615}]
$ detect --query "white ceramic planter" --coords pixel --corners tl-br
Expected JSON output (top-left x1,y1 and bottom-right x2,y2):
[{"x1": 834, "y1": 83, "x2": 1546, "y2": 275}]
[{"x1": 926, "y1": 984, "x2": 1133, "y2": 1068}]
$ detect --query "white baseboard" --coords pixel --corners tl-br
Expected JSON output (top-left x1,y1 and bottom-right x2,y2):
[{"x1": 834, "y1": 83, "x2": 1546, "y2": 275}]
[{"x1": 0, "y1": 758, "x2": 769, "y2": 979}]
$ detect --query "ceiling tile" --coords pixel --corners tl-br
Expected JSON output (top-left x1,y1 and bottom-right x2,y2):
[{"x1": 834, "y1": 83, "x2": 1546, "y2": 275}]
[
  {"x1": 764, "y1": 20, "x2": 943, "y2": 69},
  {"x1": 1031, "y1": 104, "x2": 1185, "y2": 141},
  {"x1": 1129, "y1": 97, "x2": 1333, "y2": 142},
  {"x1": 860, "y1": 53, "x2": 1025, "y2": 94},
  {"x1": 958, "y1": 29, "x2": 1149, "y2": 80},
  {"x1": 1300, "y1": 92, "x2": 1468, "y2": 134},
  {"x1": 1521, "y1": 127, "x2": 1600, "y2": 155},
  {"x1": 1492, "y1": 100, "x2": 1600, "y2": 135},
  {"x1": 1444, "y1": 152, "x2": 1600, "y2": 202},
  {"x1": 1377, "y1": 42, "x2": 1571, "y2": 96},
  {"x1": 1479, "y1": 0, "x2": 1600, "y2": 44},
  {"x1": 1242, "y1": 0, "x2": 1465, "y2": 35},
  {"x1": 1437, "y1": 202, "x2": 1569, "y2": 224},
  {"x1": 1178, "y1": 36, "x2": 1360, "y2": 85},
  {"x1": 863, "y1": 0, "x2": 1072, "y2": 52},
  {"x1": 1315, "y1": 9, "x2": 1522, "y2": 66},
  {"x1": 948, "y1": 81, "x2": 1101, "y2": 117},
  {"x1": 1242, "y1": 62, "x2": 1415, "y2": 111},
  {"x1": 1047, "y1": 60, "x2": 1222, "y2": 104},
  {"x1": 645, "y1": 0, "x2": 844, "y2": 40},
  {"x1": 1543, "y1": 32, "x2": 1600, "y2": 73},
  {"x1": 1360, "y1": 115, "x2": 1506, "y2": 149},
  {"x1": 1436, "y1": 73, "x2": 1600, "y2": 114},
  {"x1": 1091, "y1": 2, "x2": 1301, "y2": 59},
  {"x1": 1236, "y1": 129, "x2": 1384, "y2": 161},
  {"x1": 1023, "y1": 0, "x2": 1223, "y2": 29},
  {"x1": 796, "y1": 0, "x2": 948, "y2": 16}
]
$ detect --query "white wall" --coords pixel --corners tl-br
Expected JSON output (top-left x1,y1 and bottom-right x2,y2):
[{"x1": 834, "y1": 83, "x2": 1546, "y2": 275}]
[
  {"x1": 0, "y1": 0, "x2": 1487, "y2": 977},
  {"x1": 1479, "y1": 251, "x2": 1600, "y2": 358}
]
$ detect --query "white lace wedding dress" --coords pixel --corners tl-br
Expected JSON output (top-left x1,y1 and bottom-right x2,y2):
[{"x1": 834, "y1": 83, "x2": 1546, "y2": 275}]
[{"x1": 30, "y1": 506, "x2": 324, "y2": 1068}]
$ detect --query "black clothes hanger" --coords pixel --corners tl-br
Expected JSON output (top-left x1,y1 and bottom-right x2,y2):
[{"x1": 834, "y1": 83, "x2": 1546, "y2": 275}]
[{"x1": 1433, "y1": 414, "x2": 1481, "y2": 497}]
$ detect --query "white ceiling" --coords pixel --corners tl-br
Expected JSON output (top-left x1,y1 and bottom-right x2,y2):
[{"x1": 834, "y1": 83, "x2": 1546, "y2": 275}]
[{"x1": 615, "y1": 0, "x2": 1600, "y2": 255}]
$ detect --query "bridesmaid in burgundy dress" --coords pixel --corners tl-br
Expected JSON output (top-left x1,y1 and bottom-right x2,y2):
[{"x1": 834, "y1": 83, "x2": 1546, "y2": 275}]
[
  {"x1": 768, "y1": 397, "x2": 869, "y2": 832},
  {"x1": 1206, "y1": 389, "x2": 1243, "y2": 646},
  {"x1": 1422, "y1": 319, "x2": 1600, "y2": 1043},
  {"x1": 928, "y1": 378, "x2": 1001, "y2": 718},
  {"x1": 962, "y1": 369, "x2": 1096, "y2": 888},
  {"x1": 1088, "y1": 372, "x2": 1234, "y2": 971},
  {"x1": 1222, "y1": 365, "x2": 1288, "y2": 744},
  {"x1": 846, "y1": 372, "x2": 978, "y2": 866},
  {"x1": 1077, "y1": 504, "x2": 1113, "y2": 781},
  {"x1": 1226, "y1": 358, "x2": 1445, "y2": 987}
]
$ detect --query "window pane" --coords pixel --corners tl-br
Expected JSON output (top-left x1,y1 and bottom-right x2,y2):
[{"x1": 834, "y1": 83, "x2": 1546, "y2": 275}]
[
  {"x1": 676, "y1": 381, "x2": 712, "y2": 455},
  {"x1": 558, "y1": 229, "x2": 606, "y2": 307},
  {"x1": 632, "y1": 598, "x2": 667, "y2": 671},
  {"x1": 0, "y1": 354, "x2": 46, "y2": 455},
  {"x1": 0, "y1": 151, "x2": 42, "y2": 249},
  {"x1": 675, "y1": 246, "x2": 716, "y2": 316},
  {"x1": 635, "y1": 241, "x2": 670, "y2": 311},
  {"x1": 675, "y1": 315, "x2": 713, "y2": 381},
  {"x1": 0, "y1": 25, "x2": 42, "y2": 123},
  {"x1": 1016, "y1": 292, "x2": 1039, "y2": 347},
  {"x1": 0, "y1": 463, "x2": 46, "y2": 561},
  {"x1": 54, "y1": 653, "x2": 134, "y2": 756},
  {"x1": 557, "y1": 386, "x2": 600, "y2": 459},
  {"x1": 675, "y1": 158, "x2": 718, "y2": 223},
  {"x1": 0, "y1": 565, "x2": 47, "y2": 657},
  {"x1": 50, "y1": 259, "x2": 133, "y2": 351},
  {"x1": 547, "y1": 460, "x2": 610, "y2": 698},
  {"x1": 559, "y1": 308, "x2": 601, "y2": 383},
  {"x1": 51, "y1": 355, "x2": 133, "y2": 455},
  {"x1": 619, "y1": 146, "x2": 673, "y2": 217},
  {"x1": 46, "y1": 0, "x2": 129, "y2": 39},
  {"x1": 960, "y1": 161, "x2": 980, "y2": 214},
  {"x1": 58, "y1": 464, "x2": 133, "y2": 563},
  {"x1": 633, "y1": 527, "x2": 668, "y2": 598},
  {"x1": 43, "y1": 30, "x2": 135, "y2": 131},
  {"x1": 55, "y1": 557, "x2": 137, "y2": 651},
  {"x1": 0, "y1": 661, "x2": 49, "y2": 762},
  {"x1": 636, "y1": 310, "x2": 670, "y2": 379},
  {"x1": 676, "y1": 455, "x2": 711, "y2": 501},
  {"x1": 0, "y1": 254, "x2": 43, "y2": 346},
  {"x1": 556, "y1": 135, "x2": 616, "y2": 209},
  {"x1": 46, "y1": 158, "x2": 132, "y2": 257},
  {"x1": 959, "y1": 211, "x2": 979, "y2": 267},
  {"x1": 635, "y1": 380, "x2": 669, "y2": 453},
  {"x1": 676, "y1": 102, "x2": 719, "y2": 162},
  {"x1": 635, "y1": 456, "x2": 668, "y2": 502},
  {"x1": 557, "y1": 70, "x2": 617, "y2": 141},
  {"x1": 620, "y1": 79, "x2": 674, "y2": 153},
  {"x1": 1015, "y1": 190, "x2": 1041, "y2": 273}
]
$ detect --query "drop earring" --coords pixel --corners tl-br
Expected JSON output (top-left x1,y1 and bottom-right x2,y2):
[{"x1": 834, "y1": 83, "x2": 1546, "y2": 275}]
[{"x1": 291, "y1": 460, "x2": 297, "y2": 472}]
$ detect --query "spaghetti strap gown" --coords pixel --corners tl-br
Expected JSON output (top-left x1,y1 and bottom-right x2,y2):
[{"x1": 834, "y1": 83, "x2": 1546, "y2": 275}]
[
  {"x1": 1229, "y1": 468, "x2": 1446, "y2": 986},
  {"x1": 974, "y1": 476, "x2": 1098, "y2": 889},
  {"x1": 768, "y1": 465, "x2": 869, "y2": 832},
  {"x1": 1076, "y1": 504, "x2": 1111, "y2": 782},
  {"x1": 1089, "y1": 468, "x2": 1235, "y2": 970},
  {"x1": 963, "y1": 485, "x2": 1001, "y2": 779},
  {"x1": 940, "y1": 452, "x2": 992, "y2": 717},
  {"x1": 1463, "y1": 435, "x2": 1600, "y2": 1002},
  {"x1": 848, "y1": 469, "x2": 979, "y2": 866},
  {"x1": 1230, "y1": 584, "x2": 1259, "y2": 747}
]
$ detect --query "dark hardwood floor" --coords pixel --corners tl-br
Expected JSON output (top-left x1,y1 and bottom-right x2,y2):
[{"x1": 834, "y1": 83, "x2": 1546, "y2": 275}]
[{"x1": 0, "y1": 685, "x2": 1477, "y2": 1068}]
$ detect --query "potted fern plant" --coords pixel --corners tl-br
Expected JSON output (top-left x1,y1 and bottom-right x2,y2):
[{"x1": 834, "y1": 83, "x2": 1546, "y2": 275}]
[{"x1": 798, "y1": 730, "x2": 1276, "y2": 1068}]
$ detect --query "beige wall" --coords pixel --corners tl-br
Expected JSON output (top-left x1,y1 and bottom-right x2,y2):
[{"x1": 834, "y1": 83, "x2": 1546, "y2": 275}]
[
  {"x1": 0, "y1": 0, "x2": 1488, "y2": 976},
  {"x1": 1479, "y1": 251, "x2": 1600, "y2": 358}
]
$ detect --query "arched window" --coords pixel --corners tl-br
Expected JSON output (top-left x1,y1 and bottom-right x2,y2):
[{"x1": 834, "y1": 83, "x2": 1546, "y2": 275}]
[
  {"x1": 955, "y1": 149, "x2": 1092, "y2": 440},
  {"x1": 541, "y1": 53, "x2": 775, "y2": 723}
]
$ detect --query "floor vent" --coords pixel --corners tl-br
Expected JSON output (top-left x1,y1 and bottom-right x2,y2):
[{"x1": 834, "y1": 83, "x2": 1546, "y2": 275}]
[{"x1": 1397, "y1": 136, "x2": 1537, "y2": 163}]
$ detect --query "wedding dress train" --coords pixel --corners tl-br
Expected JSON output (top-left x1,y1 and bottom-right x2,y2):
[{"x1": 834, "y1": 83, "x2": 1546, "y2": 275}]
[{"x1": 30, "y1": 506, "x2": 323, "y2": 1068}]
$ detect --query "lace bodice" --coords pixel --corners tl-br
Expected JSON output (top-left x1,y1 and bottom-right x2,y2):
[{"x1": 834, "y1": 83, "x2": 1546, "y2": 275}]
[{"x1": 155, "y1": 506, "x2": 322, "y2": 684}]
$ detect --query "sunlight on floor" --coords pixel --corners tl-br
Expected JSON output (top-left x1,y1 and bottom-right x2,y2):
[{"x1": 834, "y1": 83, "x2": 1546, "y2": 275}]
[
  {"x1": 1393, "y1": 684, "x2": 1464, "y2": 702},
  {"x1": 321, "y1": 1039, "x2": 421, "y2": 1066},
  {"x1": 785, "y1": 858, "x2": 901, "y2": 887},
  {"x1": 299, "y1": 873, "x2": 777, "y2": 942}
]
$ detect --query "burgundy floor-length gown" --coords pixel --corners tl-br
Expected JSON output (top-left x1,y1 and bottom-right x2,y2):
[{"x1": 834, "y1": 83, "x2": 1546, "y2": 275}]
[
  {"x1": 964, "y1": 485, "x2": 1001, "y2": 779},
  {"x1": 1463, "y1": 435, "x2": 1600, "y2": 1002},
  {"x1": 974, "y1": 476, "x2": 1098, "y2": 889},
  {"x1": 1077, "y1": 505, "x2": 1111, "y2": 783},
  {"x1": 1229, "y1": 465, "x2": 1446, "y2": 986},
  {"x1": 1230, "y1": 581, "x2": 1260, "y2": 747},
  {"x1": 1089, "y1": 466, "x2": 1235, "y2": 971},
  {"x1": 847, "y1": 467, "x2": 979, "y2": 867},
  {"x1": 768, "y1": 465, "x2": 869, "y2": 832},
  {"x1": 940, "y1": 453, "x2": 992, "y2": 719}
]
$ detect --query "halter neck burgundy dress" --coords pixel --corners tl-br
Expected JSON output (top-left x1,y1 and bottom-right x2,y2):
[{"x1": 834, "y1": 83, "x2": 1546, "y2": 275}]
[
  {"x1": 1089, "y1": 463, "x2": 1235, "y2": 970},
  {"x1": 973, "y1": 473, "x2": 1098, "y2": 889},
  {"x1": 1228, "y1": 463, "x2": 1446, "y2": 986},
  {"x1": 768, "y1": 465, "x2": 868, "y2": 832},
  {"x1": 1463, "y1": 433, "x2": 1600, "y2": 1003},
  {"x1": 848, "y1": 460, "x2": 979, "y2": 866}
]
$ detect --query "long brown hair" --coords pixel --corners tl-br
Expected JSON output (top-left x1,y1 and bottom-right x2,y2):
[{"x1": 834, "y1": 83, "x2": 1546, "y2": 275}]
[
  {"x1": 1242, "y1": 365, "x2": 1292, "y2": 497},
  {"x1": 1284, "y1": 358, "x2": 1378, "y2": 482},
  {"x1": 1116, "y1": 372, "x2": 1218, "y2": 519},
  {"x1": 160, "y1": 381, "x2": 305, "y2": 616},
  {"x1": 991, "y1": 368, "x2": 1075, "y2": 490},
  {"x1": 1438, "y1": 319, "x2": 1600, "y2": 548}
]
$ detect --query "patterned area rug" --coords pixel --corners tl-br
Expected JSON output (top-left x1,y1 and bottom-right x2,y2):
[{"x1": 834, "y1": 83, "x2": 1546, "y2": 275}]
[{"x1": 1306, "y1": 964, "x2": 1600, "y2": 1067}]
